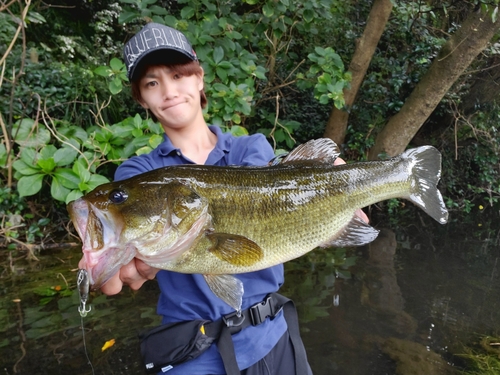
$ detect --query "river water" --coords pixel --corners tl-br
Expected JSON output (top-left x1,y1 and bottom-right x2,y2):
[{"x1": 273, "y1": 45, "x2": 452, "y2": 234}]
[{"x1": 1, "y1": 208, "x2": 499, "y2": 374}]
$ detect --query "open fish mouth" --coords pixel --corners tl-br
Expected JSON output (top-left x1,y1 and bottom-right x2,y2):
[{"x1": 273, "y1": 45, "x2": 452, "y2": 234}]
[
  {"x1": 68, "y1": 199, "x2": 109, "y2": 254},
  {"x1": 68, "y1": 198, "x2": 127, "y2": 287}
]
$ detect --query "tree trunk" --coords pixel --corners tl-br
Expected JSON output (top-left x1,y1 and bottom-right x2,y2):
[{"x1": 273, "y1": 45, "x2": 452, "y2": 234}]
[
  {"x1": 368, "y1": 7, "x2": 500, "y2": 160},
  {"x1": 323, "y1": 0, "x2": 393, "y2": 145}
]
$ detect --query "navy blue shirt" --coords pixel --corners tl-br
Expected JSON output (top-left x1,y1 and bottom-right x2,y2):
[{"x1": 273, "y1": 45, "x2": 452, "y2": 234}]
[{"x1": 115, "y1": 126, "x2": 287, "y2": 374}]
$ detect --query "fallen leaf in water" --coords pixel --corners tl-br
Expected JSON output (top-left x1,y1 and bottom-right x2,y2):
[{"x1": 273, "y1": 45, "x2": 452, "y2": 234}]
[{"x1": 101, "y1": 339, "x2": 116, "y2": 351}]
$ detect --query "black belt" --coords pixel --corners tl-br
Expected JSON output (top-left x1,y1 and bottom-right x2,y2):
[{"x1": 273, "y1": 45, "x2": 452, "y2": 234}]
[{"x1": 204, "y1": 293, "x2": 309, "y2": 375}]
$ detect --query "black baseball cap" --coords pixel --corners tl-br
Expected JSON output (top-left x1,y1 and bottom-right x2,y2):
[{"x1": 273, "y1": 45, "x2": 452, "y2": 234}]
[{"x1": 124, "y1": 23, "x2": 198, "y2": 81}]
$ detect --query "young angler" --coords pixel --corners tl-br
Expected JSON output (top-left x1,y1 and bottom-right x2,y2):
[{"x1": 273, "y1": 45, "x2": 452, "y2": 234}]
[{"x1": 95, "y1": 22, "x2": 365, "y2": 374}]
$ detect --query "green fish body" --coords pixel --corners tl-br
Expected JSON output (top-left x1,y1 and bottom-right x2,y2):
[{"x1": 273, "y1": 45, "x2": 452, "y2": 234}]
[{"x1": 68, "y1": 139, "x2": 448, "y2": 310}]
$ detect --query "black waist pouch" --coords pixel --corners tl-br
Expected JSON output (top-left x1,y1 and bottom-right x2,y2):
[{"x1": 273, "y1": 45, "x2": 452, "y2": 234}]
[{"x1": 139, "y1": 320, "x2": 216, "y2": 374}]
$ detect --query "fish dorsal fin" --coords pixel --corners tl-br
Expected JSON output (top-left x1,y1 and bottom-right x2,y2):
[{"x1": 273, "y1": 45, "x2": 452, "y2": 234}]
[
  {"x1": 206, "y1": 232, "x2": 264, "y2": 266},
  {"x1": 203, "y1": 274, "x2": 244, "y2": 312},
  {"x1": 281, "y1": 138, "x2": 341, "y2": 165},
  {"x1": 321, "y1": 215, "x2": 380, "y2": 248}
]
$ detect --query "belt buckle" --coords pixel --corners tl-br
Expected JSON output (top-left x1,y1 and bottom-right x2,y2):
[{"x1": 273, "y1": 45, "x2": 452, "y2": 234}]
[
  {"x1": 222, "y1": 310, "x2": 246, "y2": 328},
  {"x1": 249, "y1": 295, "x2": 279, "y2": 326}
]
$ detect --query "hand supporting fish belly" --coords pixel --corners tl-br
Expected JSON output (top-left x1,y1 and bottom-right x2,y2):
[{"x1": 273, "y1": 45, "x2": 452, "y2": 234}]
[{"x1": 67, "y1": 138, "x2": 448, "y2": 311}]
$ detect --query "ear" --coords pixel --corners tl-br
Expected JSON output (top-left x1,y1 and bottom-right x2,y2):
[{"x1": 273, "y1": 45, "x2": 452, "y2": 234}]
[{"x1": 197, "y1": 67, "x2": 205, "y2": 91}]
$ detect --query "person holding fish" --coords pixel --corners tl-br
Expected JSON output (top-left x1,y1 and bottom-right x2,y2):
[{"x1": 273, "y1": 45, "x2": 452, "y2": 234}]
[
  {"x1": 95, "y1": 22, "x2": 312, "y2": 375},
  {"x1": 80, "y1": 22, "x2": 373, "y2": 375}
]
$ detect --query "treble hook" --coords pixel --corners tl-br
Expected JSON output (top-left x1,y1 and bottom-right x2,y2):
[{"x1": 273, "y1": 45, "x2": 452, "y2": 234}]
[{"x1": 77, "y1": 269, "x2": 92, "y2": 317}]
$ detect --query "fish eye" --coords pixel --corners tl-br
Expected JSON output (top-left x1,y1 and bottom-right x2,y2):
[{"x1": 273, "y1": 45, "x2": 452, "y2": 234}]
[{"x1": 109, "y1": 189, "x2": 128, "y2": 204}]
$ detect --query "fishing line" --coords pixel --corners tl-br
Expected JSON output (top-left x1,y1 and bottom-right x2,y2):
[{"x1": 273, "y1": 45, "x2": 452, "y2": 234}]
[{"x1": 80, "y1": 315, "x2": 96, "y2": 375}]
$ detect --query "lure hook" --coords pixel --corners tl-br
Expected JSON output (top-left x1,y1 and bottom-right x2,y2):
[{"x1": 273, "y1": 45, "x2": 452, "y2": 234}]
[{"x1": 77, "y1": 269, "x2": 91, "y2": 317}]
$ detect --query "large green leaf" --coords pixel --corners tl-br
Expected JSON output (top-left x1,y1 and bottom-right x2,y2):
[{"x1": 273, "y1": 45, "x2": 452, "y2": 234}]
[
  {"x1": 53, "y1": 168, "x2": 80, "y2": 189},
  {"x1": 94, "y1": 66, "x2": 112, "y2": 77},
  {"x1": 213, "y1": 46, "x2": 224, "y2": 65},
  {"x1": 37, "y1": 158, "x2": 56, "y2": 174},
  {"x1": 263, "y1": 2, "x2": 274, "y2": 17},
  {"x1": 118, "y1": 10, "x2": 138, "y2": 24},
  {"x1": 87, "y1": 174, "x2": 110, "y2": 191},
  {"x1": 18, "y1": 174, "x2": 44, "y2": 197},
  {"x1": 180, "y1": 6, "x2": 195, "y2": 19},
  {"x1": 53, "y1": 147, "x2": 78, "y2": 166},
  {"x1": 109, "y1": 57, "x2": 124, "y2": 72},
  {"x1": 65, "y1": 190, "x2": 83, "y2": 204},
  {"x1": 51, "y1": 176, "x2": 71, "y2": 202},
  {"x1": 73, "y1": 161, "x2": 91, "y2": 183},
  {"x1": 109, "y1": 77, "x2": 123, "y2": 95},
  {"x1": 0, "y1": 144, "x2": 6, "y2": 168},
  {"x1": 12, "y1": 119, "x2": 51, "y2": 147},
  {"x1": 13, "y1": 159, "x2": 40, "y2": 176}
]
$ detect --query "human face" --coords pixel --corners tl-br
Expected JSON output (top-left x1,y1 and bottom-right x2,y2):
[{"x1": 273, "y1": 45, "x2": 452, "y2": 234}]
[{"x1": 138, "y1": 65, "x2": 205, "y2": 130}]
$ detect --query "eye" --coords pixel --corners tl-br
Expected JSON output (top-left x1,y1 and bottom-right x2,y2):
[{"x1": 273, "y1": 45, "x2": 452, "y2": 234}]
[{"x1": 109, "y1": 189, "x2": 128, "y2": 204}]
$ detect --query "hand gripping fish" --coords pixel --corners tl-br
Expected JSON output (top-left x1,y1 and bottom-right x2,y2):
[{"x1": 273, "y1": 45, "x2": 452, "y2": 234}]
[{"x1": 67, "y1": 139, "x2": 448, "y2": 311}]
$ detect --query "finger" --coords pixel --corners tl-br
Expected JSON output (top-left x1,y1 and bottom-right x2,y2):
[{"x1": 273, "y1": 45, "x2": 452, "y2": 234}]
[
  {"x1": 100, "y1": 271, "x2": 123, "y2": 296},
  {"x1": 78, "y1": 256, "x2": 86, "y2": 269},
  {"x1": 355, "y1": 208, "x2": 369, "y2": 224},
  {"x1": 334, "y1": 157, "x2": 346, "y2": 166},
  {"x1": 135, "y1": 259, "x2": 160, "y2": 280},
  {"x1": 120, "y1": 259, "x2": 144, "y2": 285}
]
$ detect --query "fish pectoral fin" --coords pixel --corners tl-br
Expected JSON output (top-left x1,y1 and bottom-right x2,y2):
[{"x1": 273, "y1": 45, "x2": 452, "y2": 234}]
[
  {"x1": 207, "y1": 232, "x2": 264, "y2": 266},
  {"x1": 322, "y1": 216, "x2": 380, "y2": 247},
  {"x1": 203, "y1": 274, "x2": 243, "y2": 312}
]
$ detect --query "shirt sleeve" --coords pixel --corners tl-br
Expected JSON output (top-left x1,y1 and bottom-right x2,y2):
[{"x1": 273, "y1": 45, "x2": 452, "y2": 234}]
[{"x1": 114, "y1": 156, "x2": 153, "y2": 181}]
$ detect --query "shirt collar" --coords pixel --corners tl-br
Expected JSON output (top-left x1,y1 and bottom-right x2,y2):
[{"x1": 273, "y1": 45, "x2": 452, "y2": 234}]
[{"x1": 156, "y1": 125, "x2": 232, "y2": 160}]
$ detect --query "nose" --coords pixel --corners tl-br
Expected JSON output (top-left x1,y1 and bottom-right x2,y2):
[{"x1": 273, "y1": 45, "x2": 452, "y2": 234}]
[{"x1": 161, "y1": 80, "x2": 178, "y2": 100}]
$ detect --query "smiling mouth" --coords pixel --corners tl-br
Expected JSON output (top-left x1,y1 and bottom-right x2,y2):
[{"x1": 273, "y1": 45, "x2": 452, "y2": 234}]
[{"x1": 162, "y1": 101, "x2": 186, "y2": 110}]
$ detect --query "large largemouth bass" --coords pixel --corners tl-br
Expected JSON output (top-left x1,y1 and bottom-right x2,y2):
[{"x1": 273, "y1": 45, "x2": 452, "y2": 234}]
[{"x1": 67, "y1": 139, "x2": 448, "y2": 310}]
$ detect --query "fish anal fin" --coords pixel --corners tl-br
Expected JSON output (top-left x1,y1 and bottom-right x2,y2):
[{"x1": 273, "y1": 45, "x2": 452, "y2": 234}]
[
  {"x1": 280, "y1": 138, "x2": 341, "y2": 165},
  {"x1": 207, "y1": 232, "x2": 264, "y2": 266},
  {"x1": 203, "y1": 274, "x2": 243, "y2": 312},
  {"x1": 322, "y1": 216, "x2": 380, "y2": 248}
]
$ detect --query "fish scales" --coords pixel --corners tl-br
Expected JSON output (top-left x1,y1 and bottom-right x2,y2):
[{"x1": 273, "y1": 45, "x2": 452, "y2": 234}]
[{"x1": 155, "y1": 160, "x2": 410, "y2": 274}]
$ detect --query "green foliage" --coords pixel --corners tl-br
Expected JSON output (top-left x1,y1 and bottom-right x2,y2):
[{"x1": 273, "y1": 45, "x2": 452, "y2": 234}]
[
  {"x1": 11, "y1": 114, "x2": 163, "y2": 203},
  {"x1": 94, "y1": 58, "x2": 128, "y2": 95},
  {"x1": 2, "y1": 0, "x2": 500, "y2": 246},
  {"x1": 441, "y1": 107, "x2": 500, "y2": 211},
  {"x1": 34, "y1": 284, "x2": 73, "y2": 306},
  {"x1": 298, "y1": 46, "x2": 351, "y2": 107},
  {"x1": 458, "y1": 336, "x2": 500, "y2": 375},
  {"x1": 0, "y1": 186, "x2": 50, "y2": 246}
]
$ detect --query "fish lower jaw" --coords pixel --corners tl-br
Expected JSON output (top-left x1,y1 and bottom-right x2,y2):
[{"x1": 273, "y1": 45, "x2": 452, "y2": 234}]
[{"x1": 81, "y1": 246, "x2": 114, "y2": 268}]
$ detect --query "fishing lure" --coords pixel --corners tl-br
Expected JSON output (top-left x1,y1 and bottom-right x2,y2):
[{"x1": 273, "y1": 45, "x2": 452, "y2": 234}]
[
  {"x1": 77, "y1": 269, "x2": 91, "y2": 317},
  {"x1": 77, "y1": 269, "x2": 95, "y2": 374}
]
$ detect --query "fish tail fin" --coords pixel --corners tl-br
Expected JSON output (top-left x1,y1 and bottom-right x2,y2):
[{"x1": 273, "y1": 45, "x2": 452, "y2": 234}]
[{"x1": 402, "y1": 146, "x2": 449, "y2": 224}]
